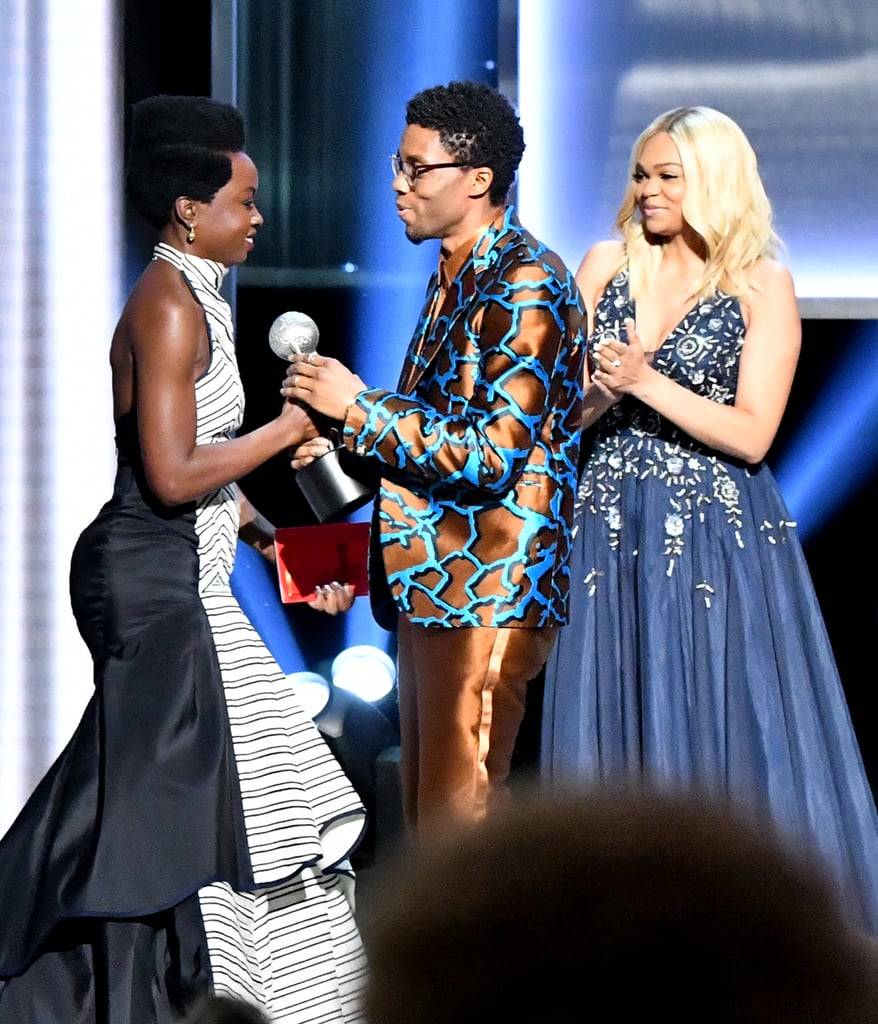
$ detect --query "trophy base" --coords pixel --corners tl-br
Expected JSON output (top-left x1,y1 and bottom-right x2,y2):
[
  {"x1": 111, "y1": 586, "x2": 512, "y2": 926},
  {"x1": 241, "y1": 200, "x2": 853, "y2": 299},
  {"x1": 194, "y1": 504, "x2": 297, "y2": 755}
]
[{"x1": 296, "y1": 447, "x2": 375, "y2": 522}]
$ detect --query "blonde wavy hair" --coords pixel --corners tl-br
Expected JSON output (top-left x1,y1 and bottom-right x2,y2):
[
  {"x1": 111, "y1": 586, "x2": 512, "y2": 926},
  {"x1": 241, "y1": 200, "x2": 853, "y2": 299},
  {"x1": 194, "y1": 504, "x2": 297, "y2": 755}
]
[{"x1": 613, "y1": 106, "x2": 781, "y2": 302}]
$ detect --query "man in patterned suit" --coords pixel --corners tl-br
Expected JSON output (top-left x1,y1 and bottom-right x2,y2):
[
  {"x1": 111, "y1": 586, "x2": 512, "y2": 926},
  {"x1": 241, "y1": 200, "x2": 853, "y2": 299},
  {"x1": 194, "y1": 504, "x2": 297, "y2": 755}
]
[{"x1": 284, "y1": 81, "x2": 584, "y2": 840}]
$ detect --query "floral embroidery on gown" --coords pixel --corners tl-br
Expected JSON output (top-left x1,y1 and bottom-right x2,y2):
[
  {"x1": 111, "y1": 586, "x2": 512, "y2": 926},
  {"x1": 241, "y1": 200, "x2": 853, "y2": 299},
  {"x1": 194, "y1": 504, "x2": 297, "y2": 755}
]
[{"x1": 542, "y1": 269, "x2": 878, "y2": 934}]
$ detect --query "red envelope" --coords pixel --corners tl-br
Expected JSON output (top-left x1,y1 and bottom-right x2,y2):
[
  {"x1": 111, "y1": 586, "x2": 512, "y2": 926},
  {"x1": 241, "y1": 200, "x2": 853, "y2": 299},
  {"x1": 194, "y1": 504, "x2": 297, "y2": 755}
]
[{"x1": 274, "y1": 522, "x2": 370, "y2": 603}]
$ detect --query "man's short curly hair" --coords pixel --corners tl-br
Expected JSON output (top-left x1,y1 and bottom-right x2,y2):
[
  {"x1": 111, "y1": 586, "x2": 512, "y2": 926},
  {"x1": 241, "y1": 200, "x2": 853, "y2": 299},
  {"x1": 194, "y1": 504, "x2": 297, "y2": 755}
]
[
  {"x1": 405, "y1": 81, "x2": 525, "y2": 205},
  {"x1": 126, "y1": 95, "x2": 246, "y2": 229}
]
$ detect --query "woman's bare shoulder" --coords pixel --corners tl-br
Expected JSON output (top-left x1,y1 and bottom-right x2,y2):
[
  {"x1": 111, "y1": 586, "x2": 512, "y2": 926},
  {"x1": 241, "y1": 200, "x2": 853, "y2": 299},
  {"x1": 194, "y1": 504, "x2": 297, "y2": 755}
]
[
  {"x1": 747, "y1": 256, "x2": 795, "y2": 297},
  {"x1": 575, "y1": 240, "x2": 625, "y2": 309},
  {"x1": 121, "y1": 259, "x2": 202, "y2": 340}
]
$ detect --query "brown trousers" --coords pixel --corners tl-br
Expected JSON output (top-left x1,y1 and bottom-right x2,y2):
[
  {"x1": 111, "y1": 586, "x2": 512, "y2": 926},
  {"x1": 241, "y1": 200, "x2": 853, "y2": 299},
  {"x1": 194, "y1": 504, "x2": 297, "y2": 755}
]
[{"x1": 396, "y1": 615, "x2": 557, "y2": 841}]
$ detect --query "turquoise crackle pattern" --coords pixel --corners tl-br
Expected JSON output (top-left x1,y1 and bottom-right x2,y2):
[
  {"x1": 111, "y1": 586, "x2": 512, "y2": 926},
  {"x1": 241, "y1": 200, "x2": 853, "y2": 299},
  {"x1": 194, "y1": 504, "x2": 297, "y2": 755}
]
[{"x1": 347, "y1": 207, "x2": 584, "y2": 628}]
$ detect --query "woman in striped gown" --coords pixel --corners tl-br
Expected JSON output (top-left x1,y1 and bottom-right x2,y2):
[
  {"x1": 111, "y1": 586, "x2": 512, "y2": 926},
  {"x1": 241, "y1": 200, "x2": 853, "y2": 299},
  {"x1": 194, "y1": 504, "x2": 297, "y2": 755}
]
[{"x1": 0, "y1": 95, "x2": 367, "y2": 1023}]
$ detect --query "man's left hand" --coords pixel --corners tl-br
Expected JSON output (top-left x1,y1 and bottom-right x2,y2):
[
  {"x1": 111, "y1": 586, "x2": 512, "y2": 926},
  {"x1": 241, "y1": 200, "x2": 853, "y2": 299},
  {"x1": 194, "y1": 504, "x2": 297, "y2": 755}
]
[{"x1": 281, "y1": 353, "x2": 366, "y2": 421}]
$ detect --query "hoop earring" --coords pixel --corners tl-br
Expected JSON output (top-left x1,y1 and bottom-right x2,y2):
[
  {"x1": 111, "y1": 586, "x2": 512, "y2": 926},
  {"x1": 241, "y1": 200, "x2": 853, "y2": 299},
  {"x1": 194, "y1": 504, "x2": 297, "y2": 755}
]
[{"x1": 186, "y1": 224, "x2": 196, "y2": 244}]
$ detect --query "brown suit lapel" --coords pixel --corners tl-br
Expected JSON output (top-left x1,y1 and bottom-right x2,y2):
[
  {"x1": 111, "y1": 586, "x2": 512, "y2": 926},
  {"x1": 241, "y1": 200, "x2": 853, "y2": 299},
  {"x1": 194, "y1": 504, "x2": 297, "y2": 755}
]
[
  {"x1": 400, "y1": 261, "x2": 477, "y2": 396},
  {"x1": 397, "y1": 210, "x2": 519, "y2": 396}
]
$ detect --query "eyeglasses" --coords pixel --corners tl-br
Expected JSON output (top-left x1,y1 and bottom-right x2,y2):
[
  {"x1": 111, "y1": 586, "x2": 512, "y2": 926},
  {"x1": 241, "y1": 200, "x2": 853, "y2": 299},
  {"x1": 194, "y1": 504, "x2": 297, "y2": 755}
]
[{"x1": 390, "y1": 153, "x2": 468, "y2": 189}]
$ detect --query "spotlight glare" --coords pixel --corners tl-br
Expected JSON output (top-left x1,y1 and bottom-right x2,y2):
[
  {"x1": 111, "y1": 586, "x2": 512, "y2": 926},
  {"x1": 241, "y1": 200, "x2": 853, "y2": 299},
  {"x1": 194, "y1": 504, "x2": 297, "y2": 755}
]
[
  {"x1": 287, "y1": 671, "x2": 332, "y2": 720},
  {"x1": 331, "y1": 645, "x2": 396, "y2": 703}
]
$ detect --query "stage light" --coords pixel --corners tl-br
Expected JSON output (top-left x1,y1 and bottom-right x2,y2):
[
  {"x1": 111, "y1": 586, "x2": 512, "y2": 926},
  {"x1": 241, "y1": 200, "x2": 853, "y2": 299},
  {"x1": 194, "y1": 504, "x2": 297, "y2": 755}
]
[
  {"x1": 331, "y1": 645, "x2": 397, "y2": 703},
  {"x1": 774, "y1": 322, "x2": 878, "y2": 540},
  {"x1": 286, "y1": 671, "x2": 331, "y2": 720},
  {"x1": 312, "y1": 682, "x2": 402, "y2": 870}
]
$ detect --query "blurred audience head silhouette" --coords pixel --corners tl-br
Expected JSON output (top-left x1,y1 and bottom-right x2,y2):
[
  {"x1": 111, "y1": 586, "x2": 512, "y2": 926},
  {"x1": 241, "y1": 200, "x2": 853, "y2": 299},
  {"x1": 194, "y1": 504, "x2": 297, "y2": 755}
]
[{"x1": 362, "y1": 787, "x2": 878, "y2": 1024}]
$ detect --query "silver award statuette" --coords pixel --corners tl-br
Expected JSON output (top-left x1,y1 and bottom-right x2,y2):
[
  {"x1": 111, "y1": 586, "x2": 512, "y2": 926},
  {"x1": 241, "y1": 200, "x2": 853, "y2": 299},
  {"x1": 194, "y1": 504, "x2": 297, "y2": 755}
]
[{"x1": 269, "y1": 311, "x2": 375, "y2": 521}]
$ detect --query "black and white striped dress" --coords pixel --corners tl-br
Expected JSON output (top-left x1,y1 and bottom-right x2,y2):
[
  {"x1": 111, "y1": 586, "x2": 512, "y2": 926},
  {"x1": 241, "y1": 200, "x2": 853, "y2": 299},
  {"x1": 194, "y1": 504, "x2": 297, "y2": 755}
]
[
  {"x1": 0, "y1": 244, "x2": 367, "y2": 1023},
  {"x1": 181, "y1": 244, "x2": 368, "y2": 1017}
]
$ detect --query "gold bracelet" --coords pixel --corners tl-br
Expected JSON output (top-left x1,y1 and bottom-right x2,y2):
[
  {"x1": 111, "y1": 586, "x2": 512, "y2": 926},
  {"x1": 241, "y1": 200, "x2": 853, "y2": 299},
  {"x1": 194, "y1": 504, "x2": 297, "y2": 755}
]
[{"x1": 342, "y1": 396, "x2": 358, "y2": 423}]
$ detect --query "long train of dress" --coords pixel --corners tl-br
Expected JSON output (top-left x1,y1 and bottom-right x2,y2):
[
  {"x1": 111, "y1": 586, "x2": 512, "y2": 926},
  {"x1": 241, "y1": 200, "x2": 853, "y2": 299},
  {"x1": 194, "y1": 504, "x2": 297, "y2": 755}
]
[{"x1": 0, "y1": 244, "x2": 367, "y2": 1022}]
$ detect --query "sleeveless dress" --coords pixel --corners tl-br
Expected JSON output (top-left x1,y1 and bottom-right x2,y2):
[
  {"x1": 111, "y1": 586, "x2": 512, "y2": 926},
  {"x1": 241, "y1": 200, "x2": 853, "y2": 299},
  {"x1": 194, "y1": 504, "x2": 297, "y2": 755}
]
[
  {"x1": 541, "y1": 268, "x2": 878, "y2": 934},
  {"x1": 0, "y1": 244, "x2": 368, "y2": 1022}
]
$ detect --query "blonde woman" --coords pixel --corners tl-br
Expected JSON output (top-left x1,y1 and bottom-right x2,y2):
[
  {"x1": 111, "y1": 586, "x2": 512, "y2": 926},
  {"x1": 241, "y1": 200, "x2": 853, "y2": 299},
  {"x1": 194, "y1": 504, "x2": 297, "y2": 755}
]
[{"x1": 541, "y1": 106, "x2": 878, "y2": 933}]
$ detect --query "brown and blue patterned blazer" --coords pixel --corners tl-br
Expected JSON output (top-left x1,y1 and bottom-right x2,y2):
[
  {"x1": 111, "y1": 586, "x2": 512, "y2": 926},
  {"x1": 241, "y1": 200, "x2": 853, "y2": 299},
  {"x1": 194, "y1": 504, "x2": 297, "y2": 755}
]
[{"x1": 344, "y1": 207, "x2": 584, "y2": 629}]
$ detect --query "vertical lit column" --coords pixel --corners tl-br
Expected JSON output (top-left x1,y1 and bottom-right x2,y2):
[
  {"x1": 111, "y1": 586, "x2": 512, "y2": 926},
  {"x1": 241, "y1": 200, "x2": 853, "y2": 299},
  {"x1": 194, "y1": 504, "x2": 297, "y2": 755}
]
[
  {"x1": 517, "y1": 0, "x2": 615, "y2": 271},
  {"x1": 44, "y1": 1, "x2": 119, "y2": 752},
  {"x1": 1, "y1": 0, "x2": 119, "y2": 830},
  {"x1": 0, "y1": 0, "x2": 29, "y2": 829}
]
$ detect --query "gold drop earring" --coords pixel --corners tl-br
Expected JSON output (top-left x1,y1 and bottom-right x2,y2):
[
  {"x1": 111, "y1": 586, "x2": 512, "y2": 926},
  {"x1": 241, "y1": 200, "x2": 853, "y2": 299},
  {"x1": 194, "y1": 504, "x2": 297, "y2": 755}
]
[{"x1": 186, "y1": 223, "x2": 196, "y2": 244}]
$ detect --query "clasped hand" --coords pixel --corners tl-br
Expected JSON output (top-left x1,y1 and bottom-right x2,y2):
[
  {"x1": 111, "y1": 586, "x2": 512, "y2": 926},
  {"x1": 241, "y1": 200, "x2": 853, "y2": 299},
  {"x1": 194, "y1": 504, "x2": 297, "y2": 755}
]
[
  {"x1": 289, "y1": 436, "x2": 334, "y2": 472},
  {"x1": 590, "y1": 317, "x2": 650, "y2": 395},
  {"x1": 281, "y1": 352, "x2": 366, "y2": 422}
]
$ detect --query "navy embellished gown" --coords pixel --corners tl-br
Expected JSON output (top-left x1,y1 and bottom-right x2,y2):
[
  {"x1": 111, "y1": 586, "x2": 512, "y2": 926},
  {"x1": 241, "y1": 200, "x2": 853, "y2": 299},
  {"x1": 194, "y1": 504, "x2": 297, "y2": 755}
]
[
  {"x1": 0, "y1": 245, "x2": 367, "y2": 1022},
  {"x1": 541, "y1": 268, "x2": 878, "y2": 933}
]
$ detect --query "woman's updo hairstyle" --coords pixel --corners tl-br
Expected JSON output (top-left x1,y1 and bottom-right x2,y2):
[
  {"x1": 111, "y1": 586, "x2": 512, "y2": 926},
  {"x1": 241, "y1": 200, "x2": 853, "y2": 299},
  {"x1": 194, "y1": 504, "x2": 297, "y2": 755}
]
[{"x1": 126, "y1": 95, "x2": 246, "y2": 229}]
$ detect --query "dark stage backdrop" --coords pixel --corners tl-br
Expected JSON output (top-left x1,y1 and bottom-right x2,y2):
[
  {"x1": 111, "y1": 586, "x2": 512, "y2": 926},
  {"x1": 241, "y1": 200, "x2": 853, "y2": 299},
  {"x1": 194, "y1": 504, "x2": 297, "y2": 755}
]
[{"x1": 121, "y1": 0, "x2": 878, "y2": 792}]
